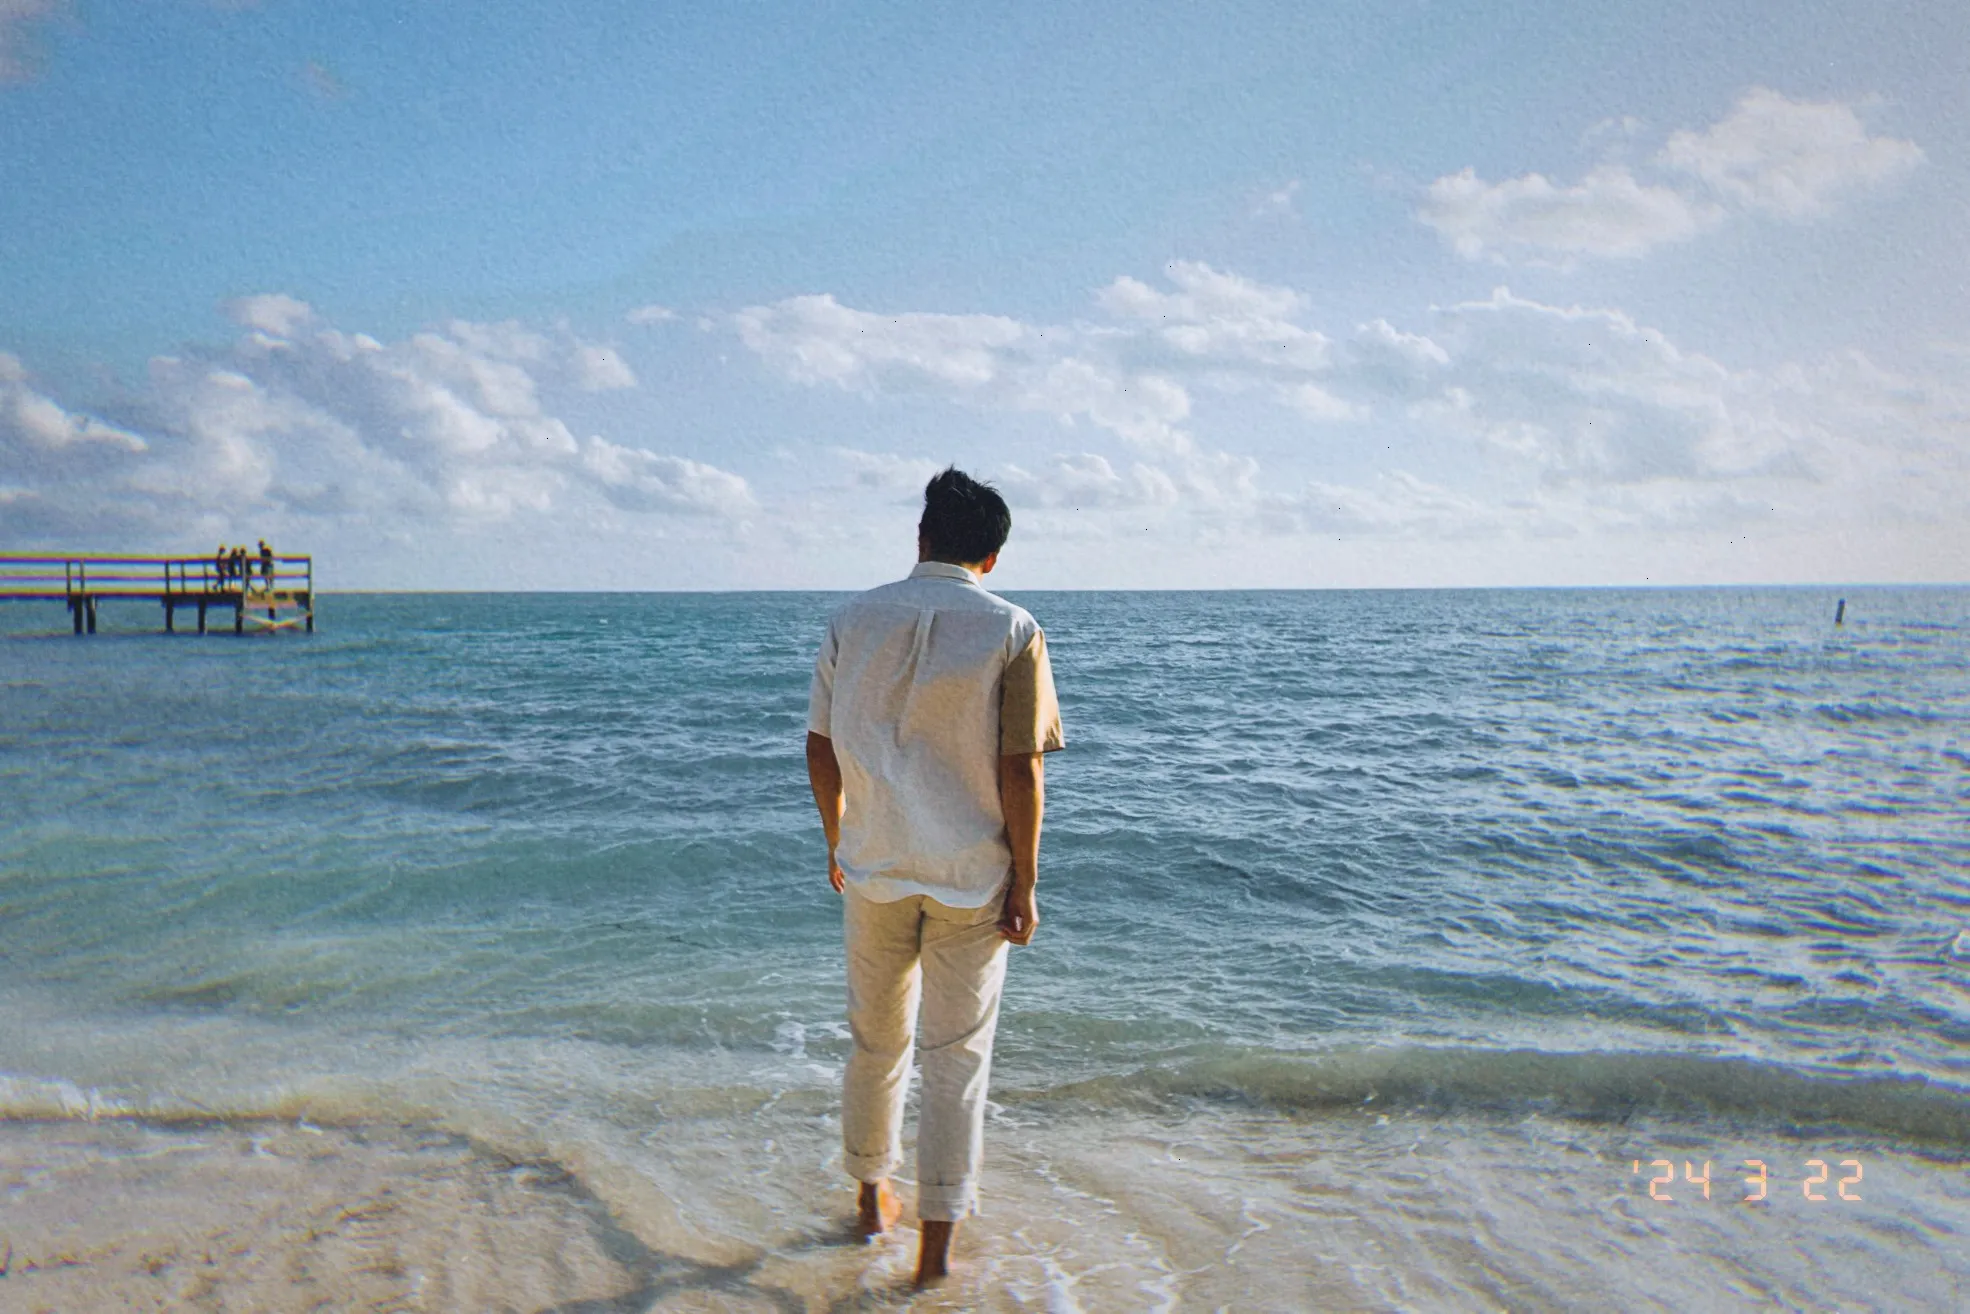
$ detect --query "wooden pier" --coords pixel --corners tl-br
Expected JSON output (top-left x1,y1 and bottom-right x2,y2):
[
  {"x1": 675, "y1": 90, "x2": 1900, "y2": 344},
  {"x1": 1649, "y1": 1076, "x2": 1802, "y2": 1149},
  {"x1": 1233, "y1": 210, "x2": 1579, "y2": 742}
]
[{"x1": 0, "y1": 553, "x2": 314, "y2": 635}]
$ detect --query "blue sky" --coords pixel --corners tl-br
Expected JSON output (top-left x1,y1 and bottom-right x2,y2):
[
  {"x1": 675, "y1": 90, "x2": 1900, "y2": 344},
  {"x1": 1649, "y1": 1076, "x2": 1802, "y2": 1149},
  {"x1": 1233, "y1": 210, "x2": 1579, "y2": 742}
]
[{"x1": 2, "y1": 1, "x2": 1965, "y2": 588}]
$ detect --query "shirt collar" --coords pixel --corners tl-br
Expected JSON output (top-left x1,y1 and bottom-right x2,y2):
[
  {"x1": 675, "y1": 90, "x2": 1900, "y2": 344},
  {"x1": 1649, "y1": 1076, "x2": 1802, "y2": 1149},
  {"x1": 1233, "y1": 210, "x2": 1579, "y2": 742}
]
[{"x1": 908, "y1": 560, "x2": 980, "y2": 585}]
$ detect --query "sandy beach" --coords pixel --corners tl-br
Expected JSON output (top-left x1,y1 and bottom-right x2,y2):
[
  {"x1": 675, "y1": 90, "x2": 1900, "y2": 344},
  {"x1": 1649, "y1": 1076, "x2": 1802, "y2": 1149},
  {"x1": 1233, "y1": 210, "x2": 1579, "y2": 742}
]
[
  {"x1": 0, "y1": 1114, "x2": 1020, "y2": 1312},
  {"x1": 0, "y1": 1118, "x2": 656, "y2": 1310},
  {"x1": 11, "y1": 1103, "x2": 1968, "y2": 1311}
]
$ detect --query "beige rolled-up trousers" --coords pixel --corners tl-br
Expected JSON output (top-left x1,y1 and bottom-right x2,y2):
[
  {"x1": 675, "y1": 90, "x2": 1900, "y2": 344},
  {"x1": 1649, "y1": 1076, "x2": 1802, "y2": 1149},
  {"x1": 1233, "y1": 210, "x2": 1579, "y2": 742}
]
[{"x1": 841, "y1": 883, "x2": 1010, "y2": 1221}]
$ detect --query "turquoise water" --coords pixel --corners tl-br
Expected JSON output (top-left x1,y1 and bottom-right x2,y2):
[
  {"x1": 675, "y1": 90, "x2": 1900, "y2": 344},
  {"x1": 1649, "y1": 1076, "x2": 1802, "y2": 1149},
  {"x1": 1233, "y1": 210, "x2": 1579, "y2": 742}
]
[{"x1": 3, "y1": 588, "x2": 1967, "y2": 1308}]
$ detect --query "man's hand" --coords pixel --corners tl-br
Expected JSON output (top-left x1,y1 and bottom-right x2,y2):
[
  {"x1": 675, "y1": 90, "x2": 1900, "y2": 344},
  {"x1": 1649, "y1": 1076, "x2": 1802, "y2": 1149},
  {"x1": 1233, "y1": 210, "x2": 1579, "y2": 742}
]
[
  {"x1": 999, "y1": 881, "x2": 1038, "y2": 945},
  {"x1": 998, "y1": 751, "x2": 1044, "y2": 945},
  {"x1": 807, "y1": 732, "x2": 847, "y2": 893}
]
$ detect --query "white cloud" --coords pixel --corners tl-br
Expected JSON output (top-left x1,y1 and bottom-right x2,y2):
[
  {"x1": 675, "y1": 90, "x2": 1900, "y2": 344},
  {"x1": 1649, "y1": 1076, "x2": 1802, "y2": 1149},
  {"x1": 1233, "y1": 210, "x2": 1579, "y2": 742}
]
[
  {"x1": 392, "y1": 334, "x2": 562, "y2": 448},
  {"x1": 579, "y1": 437, "x2": 755, "y2": 517},
  {"x1": 135, "y1": 365, "x2": 289, "y2": 504},
  {"x1": 571, "y1": 343, "x2": 637, "y2": 391},
  {"x1": 1280, "y1": 382, "x2": 1365, "y2": 423},
  {"x1": 1657, "y1": 87, "x2": 1925, "y2": 220},
  {"x1": 18, "y1": 263, "x2": 1950, "y2": 581},
  {"x1": 1099, "y1": 261, "x2": 1332, "y2": 374},
  {"x1": 625, "y1": 304, "x2": 678, "y2": 325},
  {"x1": 1100, "y1": 259, "x2": 1302, "y2": 328},
  {"x1": 832, "y1": 448, "x2": 946, "y2": 494},
  {"x1": 0, "y1": 304, "x2": 750, "y2": 546},
  {"x1": 1004, "y1": 452, "x2": 1508, "y2": 544},
  {"x1": 734, "y1": 294, "x2": 1028, "y2": 391},
  {"x1": 730, "y1": 264, "x2": 1968, "y2": 565},
  {"x1": 1345, "y1": 318, "x2": 1451, "y2": 398},
  {"x1": 733, "y1": 292, "x2": 1193, "y2": 453},
  {"x1": 1023, "y1": 358, "x2": 1192, "y2": 454},
  {"x1": 1292, "y1": 471, "x2": 1509, "y2": 538},
  {"x1": 438, "y1": 318, "x2": 550, "y2": 365},
  {"x1": 0, "y1": 0, "x2": 58, "y2": 83},
  {"x1": 734, "y1": 263, "x2": 1370, "y2": 456},
  {"x1": 441, "y1": 464, "x2": 561, "y2": 517},
  {"x1": 1297, "y1": 286, "x2": 1969, "y2": 549},
  {"x1": 1751, "y1": 350, "x2": 1970, "y2": 525},
  {"x1": 1177, "y1": 449, "x2": 1263, "y2": 508},
  {"x1": 1420, "y1": 88, "x2": 1923, "y2": 264},
  {"x1": 225, "y1": 293, "x2": 317, "y2": 337},
  {"x1": 1368, "y1": 288, "x2": 1793, "y2": 485},
  {"x1": 1417, "y1": 165, "x2": 1718, "y2": 264},
  {"x1": 999, "y1": 453, "x2": 1181, "y2": 510},
  {"x1": 0, "y1": 352, "x2": 150, "y2": 471}
]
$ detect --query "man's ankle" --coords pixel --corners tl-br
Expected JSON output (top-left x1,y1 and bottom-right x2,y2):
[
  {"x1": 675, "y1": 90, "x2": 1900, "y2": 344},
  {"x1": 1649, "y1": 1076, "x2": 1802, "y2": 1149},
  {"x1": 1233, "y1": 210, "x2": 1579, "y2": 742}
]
[
  {"x1": 856, "y1": 1180, "x2": 900, "y2": 1237},
  {"x1": 915, "y1": 1218, "x2": 955, "y2": 1286}
]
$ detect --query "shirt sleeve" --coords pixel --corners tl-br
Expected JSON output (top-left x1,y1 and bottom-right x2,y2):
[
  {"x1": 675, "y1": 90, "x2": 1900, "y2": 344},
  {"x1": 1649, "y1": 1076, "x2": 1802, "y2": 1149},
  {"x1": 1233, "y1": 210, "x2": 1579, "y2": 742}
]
[
  {"x1": 807, "y1": 619, "x2": 838, "y2": 736},
  {"x1": 1000, "y1": 628, "x2": 1065, "y2": 755}
]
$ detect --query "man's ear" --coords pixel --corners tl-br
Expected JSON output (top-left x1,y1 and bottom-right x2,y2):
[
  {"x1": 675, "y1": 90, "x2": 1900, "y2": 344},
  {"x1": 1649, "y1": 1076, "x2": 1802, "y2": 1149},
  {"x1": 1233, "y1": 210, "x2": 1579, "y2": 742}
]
[{"x1": 977, "y1": 551, "x2": 1000, "y2": 575}]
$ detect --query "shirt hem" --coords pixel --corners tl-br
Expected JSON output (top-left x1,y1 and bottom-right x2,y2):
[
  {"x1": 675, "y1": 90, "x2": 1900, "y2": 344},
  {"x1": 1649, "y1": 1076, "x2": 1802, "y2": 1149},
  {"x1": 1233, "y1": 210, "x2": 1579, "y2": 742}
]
[{"x1": 844, "y1": 872, "x2": 1009, "y2": 909}]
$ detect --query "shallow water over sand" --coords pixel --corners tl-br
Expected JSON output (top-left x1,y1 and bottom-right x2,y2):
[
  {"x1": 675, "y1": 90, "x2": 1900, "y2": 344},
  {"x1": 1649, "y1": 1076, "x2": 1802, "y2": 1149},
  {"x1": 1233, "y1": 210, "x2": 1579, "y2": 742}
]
[{"x1": 3, "y1": 587, "x2": 1967, "y2": 1307}]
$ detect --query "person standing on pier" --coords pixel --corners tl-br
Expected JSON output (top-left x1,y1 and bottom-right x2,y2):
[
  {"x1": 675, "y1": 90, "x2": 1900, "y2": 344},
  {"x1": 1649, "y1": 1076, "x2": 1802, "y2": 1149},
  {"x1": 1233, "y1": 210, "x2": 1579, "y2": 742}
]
[
  {"x1": 214, "y1": 544, "x2": 230, "y2": 586},
  {"x1": 258, "y1": 539, "x2": 275, "y2": 588},
  {"x1": 804, "y1": 467, "x2": 1064, "y2": 1288}
]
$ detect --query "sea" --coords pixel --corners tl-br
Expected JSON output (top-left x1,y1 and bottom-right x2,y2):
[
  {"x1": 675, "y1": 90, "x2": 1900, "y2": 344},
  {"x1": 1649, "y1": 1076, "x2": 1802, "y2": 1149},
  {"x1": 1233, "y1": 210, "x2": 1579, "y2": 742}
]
[{"x1": 1, "y1": 586, "x2": 1966, "y2": 1310}]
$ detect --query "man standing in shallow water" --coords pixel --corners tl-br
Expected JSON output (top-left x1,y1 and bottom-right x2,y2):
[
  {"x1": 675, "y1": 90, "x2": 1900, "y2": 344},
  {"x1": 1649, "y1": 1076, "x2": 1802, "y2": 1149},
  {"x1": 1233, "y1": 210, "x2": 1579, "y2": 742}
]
[{"x1": 805, "y1": 467, "x2": 1064, "y2": 1287}]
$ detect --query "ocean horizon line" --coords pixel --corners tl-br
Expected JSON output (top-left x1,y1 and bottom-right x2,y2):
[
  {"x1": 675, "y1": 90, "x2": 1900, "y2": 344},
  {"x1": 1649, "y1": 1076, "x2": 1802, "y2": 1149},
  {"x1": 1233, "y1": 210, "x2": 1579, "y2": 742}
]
[{"x1": 300, "y1": 580, "x2": 1969, "y2": 597}]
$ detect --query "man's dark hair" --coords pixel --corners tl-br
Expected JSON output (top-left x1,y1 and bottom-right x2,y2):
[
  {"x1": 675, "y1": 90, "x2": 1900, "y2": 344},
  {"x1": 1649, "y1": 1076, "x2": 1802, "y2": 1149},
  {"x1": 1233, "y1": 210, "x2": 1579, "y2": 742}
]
[{"x1": 919, "y1": 466, "x2": 1011, "y2": 565}]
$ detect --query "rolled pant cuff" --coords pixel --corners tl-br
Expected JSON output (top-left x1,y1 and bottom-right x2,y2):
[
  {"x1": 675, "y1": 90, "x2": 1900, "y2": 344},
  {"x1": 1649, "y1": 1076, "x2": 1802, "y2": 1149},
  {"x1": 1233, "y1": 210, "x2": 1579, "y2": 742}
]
[
  {"x1": 843, "y1": 1150, "x2": 900, "y2": 1183},
  {"x1": 915, "y1": 1183, "x2": 977, "y2": 1222}
]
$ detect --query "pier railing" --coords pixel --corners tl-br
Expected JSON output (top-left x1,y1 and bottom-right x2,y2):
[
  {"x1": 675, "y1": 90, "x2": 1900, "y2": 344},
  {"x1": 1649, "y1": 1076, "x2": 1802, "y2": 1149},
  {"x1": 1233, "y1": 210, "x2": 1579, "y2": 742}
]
[{"x1": 0, "y1": 553, "x2": 315, "y2": 634}]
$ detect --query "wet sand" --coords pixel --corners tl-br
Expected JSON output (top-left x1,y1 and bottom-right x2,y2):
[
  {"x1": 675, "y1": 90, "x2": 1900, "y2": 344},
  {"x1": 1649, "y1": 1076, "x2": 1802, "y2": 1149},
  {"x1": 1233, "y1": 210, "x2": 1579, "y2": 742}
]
[
  {"x1": 0, "y1": 1118, "x2": 651, "y2": 1310},
  {"x1": 8, "y1": 1106, "x2": 1967, "y2": 1310},
  {"x1": 0, "y1": 1116, "x2": 986, "y2": 1312}
]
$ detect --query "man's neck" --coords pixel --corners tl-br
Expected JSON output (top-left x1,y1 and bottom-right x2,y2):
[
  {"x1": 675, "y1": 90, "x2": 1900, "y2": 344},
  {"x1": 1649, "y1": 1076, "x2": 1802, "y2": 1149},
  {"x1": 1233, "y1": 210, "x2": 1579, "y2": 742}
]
[{"x1": 914, "y1": 532, "x2": 996, "y2": 576}]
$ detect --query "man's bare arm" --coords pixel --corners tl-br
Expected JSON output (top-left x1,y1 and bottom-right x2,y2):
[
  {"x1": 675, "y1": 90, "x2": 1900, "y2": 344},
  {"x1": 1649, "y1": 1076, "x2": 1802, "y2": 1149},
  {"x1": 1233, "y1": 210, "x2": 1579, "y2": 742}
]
[
  {"x1": 998, "y1": 751, "x2": 1044, "y2": 945},
  {"x1": 806, "y1": 731, "x2": 846, "y2": 892}
]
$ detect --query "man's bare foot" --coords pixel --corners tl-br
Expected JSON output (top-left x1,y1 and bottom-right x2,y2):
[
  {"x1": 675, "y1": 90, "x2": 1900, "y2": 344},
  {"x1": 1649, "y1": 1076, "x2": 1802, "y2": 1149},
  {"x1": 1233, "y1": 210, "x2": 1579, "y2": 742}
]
[
  {"x1": 915, "y1": 1219, "x2": 954, "y2": 1288},
  {"x1": 855, "y1": 1180, "x2": 902, "y2": 1239}
]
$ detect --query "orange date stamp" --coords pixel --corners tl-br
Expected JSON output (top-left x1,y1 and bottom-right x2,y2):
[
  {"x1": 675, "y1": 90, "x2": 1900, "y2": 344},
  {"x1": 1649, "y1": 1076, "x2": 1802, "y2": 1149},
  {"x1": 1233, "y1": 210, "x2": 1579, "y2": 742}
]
[{"x1": 1629, "y1": 1157, "x2": 1863, "y2": 1203}]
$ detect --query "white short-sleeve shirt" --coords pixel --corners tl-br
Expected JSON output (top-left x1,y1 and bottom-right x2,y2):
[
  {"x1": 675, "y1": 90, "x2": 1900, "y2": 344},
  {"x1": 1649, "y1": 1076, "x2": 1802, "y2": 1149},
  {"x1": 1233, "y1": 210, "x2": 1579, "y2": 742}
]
[{"x1": 809, "y1": 561, "x2": 1064, "y2": 906}]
